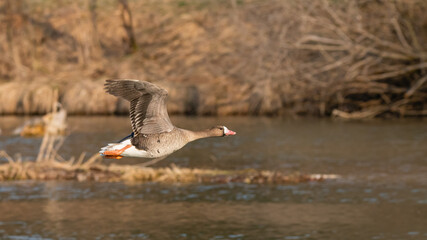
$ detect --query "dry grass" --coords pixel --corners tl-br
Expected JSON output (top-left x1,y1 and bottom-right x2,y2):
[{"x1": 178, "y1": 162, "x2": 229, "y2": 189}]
[
  {"x1": 0, "y1": 0, "x2": 426, "y2": 117},
  {"x1": 0, "y1": 132, "x2": 339, "y2": 184},
  {"x1": 0, "y1": 90, "x2": 339, "y2": 184},
  {"x1": 0, "y1": 150, "x2": 339, "y2": 183}
]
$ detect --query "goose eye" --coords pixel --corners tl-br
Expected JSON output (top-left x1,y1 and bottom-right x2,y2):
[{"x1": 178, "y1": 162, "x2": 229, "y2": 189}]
[{"x1": 219, "y1": 127, "x2": 223, "y2": 130}]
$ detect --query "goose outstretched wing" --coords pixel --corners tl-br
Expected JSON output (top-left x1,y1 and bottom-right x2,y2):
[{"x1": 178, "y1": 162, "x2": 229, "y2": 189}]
[{"x1": 105, "y1": 79, "x2": 174, "y2": 135}]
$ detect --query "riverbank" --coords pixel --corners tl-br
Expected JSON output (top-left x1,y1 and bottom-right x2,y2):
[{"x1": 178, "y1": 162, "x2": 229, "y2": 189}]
[{"x1": 1, "y1": 0, "x2": 426, "y2": 118}]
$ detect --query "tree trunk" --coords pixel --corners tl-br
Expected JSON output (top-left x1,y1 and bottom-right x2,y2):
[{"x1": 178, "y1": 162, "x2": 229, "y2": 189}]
[{"x1": 118, "y1": 0, "x2": 138, "y2": 53}]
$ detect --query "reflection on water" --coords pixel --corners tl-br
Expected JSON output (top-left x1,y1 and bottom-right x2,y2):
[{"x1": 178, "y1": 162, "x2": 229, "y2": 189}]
[
  {"x1": 1, "y1": 116, "x2": 427, "y2": 239},
  {"x1": 1, "y1": 181, "x2": 427, "y2": 239}
]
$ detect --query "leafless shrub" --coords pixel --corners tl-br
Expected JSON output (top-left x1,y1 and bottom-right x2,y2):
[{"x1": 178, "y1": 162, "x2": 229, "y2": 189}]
[
  {"x1": 291, "y1": 0, "x2": 427, "y2": 118},
  {"x1": 0, "y1": 0, "x2": 425, "y2": 117}
]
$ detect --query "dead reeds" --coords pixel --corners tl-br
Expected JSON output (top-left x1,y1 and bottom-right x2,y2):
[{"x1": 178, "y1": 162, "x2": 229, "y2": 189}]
[
  {"x1": 1, "y1": 127, "x2": 339, "y2": 183},
  {"x1": 0, "y1": 151, "x2": 339, "y2": 183},
  {"x1": 0, "y1": 88, "x2": 339, "y2": 183}
]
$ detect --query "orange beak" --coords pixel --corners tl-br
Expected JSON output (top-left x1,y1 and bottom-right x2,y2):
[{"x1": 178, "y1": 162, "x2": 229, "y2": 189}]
[{"x1": 225, "y1": 129, "x2": 236, "y2": 136}]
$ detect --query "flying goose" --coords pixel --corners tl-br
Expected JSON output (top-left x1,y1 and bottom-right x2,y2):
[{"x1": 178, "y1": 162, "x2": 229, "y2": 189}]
[{"x1": 99, "y1": 79, "x2": 236, "y2": 160}]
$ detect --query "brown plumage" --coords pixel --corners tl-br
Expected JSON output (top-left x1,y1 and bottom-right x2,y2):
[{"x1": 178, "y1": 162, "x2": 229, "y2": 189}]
[
  {"x1": 100, "y1": 79, "x2": 236, "y2": 159},
  {"x1": 105, "y1": 79, "x2": 173, "y2": 135}
]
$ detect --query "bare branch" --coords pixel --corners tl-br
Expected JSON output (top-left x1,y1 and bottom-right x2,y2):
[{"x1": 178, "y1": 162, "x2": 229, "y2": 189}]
[
  {"x1": 391, "y1": 18, "x2": 412, "y2": 50},
  {"x1": 405, "y1": 75, "x2": 427, "y2": 98},
  {"x1": 356, "y1": 62, "x2": 427, "y2": 81}
]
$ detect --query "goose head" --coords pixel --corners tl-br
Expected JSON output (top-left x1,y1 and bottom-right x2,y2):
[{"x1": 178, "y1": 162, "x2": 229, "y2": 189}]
[{"x1": 210, "y1": 126, "x2": 236, "y2": 137}]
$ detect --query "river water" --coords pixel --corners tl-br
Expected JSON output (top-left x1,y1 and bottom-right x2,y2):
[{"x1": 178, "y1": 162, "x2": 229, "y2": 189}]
[{"x1": 0, "y1": 116, "x2": 426, "y2": 239}]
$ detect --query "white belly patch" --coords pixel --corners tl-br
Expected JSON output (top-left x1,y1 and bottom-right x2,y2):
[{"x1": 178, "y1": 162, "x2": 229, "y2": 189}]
[
  {"x1": 121, "y1": 145, "x2": 153, "y2": 158},
  {"x1": 100, "y1": 139, "x2": 154, "y2": 158}
]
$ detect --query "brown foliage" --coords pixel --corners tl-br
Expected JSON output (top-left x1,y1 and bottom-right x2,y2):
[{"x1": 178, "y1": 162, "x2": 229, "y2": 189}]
[{"x1": 0, "y1": 0, "x2": 426, "y2": 117}]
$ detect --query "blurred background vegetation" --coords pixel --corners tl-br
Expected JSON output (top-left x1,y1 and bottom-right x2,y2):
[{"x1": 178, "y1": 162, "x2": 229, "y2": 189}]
[
  {"x1": 0, "y1": 0, "x2": 426, "y2": 118},
  {"x1": 1, "y1": 2, "x2": 427, "y2": 238}
]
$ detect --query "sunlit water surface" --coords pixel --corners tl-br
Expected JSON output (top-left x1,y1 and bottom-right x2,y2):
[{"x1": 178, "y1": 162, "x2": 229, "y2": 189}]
[{"x1": 0, "y1": 116, "x2": 426, "y2": 239}]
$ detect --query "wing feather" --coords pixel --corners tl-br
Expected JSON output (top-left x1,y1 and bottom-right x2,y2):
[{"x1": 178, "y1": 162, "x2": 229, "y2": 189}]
[{"x1": 104, "y1": 79, "x2": 174, "y2": 135}]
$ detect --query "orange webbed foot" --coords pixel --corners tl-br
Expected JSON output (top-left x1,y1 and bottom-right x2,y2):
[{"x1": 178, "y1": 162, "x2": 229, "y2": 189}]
[
  {"x1": 102, "y1": 145, "x2": 131, "y2": 159},
  {"x1": 103, "y1": 155, "x2": 124, "y2": 159}
]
